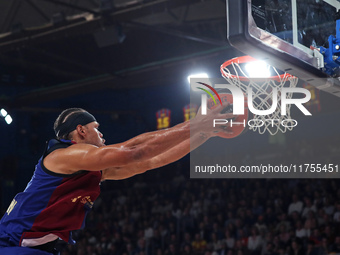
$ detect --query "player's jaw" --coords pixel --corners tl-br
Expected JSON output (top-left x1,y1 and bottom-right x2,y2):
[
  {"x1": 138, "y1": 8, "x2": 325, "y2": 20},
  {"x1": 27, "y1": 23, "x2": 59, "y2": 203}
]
[{"x1": 84, "y1": 122, "x2": 106, "y2": 147}]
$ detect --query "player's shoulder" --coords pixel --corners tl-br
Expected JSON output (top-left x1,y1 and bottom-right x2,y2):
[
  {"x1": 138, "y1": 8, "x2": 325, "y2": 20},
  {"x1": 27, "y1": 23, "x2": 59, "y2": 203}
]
[
  {"x1": 51, "y1": 141, "x2": 98, "y2": 153},
  {"x1": 46, "y1": 138, "x2": 73, "y2": 151},
  {"x1": 43, "y1": 141, "x2": 100, "y2": 174},
  {"x1": 44, "y1": 139, "x2": 96, "y2": 159}
]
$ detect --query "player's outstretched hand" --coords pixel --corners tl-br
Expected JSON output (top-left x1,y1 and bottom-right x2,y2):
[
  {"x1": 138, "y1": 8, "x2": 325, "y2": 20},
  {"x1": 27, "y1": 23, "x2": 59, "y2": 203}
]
[{"x1": 192, "y1": 102, "x2": 235, "y2": 138}]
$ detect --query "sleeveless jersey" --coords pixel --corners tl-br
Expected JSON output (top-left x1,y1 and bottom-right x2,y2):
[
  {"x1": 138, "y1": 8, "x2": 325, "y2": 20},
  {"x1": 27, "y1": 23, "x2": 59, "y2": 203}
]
[{"x1": 0, "y1": 139, "x2": 102, "y2": 248}]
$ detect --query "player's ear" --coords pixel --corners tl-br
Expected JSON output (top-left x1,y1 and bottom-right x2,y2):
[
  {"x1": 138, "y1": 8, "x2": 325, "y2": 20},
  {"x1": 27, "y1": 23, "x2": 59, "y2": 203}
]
[{"x1": 76, "y1": 124, "x2": 86, "y2": 137}]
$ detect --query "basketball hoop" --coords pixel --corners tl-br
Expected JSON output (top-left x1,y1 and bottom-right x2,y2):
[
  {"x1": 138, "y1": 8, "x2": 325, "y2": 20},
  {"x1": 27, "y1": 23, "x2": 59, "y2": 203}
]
[{"x1": 220, "y1": 56, "x2": 299, "y2": 135}]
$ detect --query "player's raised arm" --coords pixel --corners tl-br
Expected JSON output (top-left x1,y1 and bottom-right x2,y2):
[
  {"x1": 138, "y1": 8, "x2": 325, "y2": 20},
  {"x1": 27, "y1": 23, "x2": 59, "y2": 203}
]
[
  {"x1": 101, "y1": 105, "x2": 235, "y2": 180},
  {"x1": 101, "y1": 128, "x2": 227, "y2": 180}
]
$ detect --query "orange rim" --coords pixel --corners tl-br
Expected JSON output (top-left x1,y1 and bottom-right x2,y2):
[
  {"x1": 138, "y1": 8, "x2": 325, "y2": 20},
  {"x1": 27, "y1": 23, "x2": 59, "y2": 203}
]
[{"x1": 220, "y1": 55, "x2": 296, "y2": 81}]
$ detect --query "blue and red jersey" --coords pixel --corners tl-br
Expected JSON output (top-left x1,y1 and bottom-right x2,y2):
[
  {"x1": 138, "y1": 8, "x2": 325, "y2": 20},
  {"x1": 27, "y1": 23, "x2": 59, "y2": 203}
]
[{"x1": 0, "y1": 139, "x2": 101, "y2": 248}]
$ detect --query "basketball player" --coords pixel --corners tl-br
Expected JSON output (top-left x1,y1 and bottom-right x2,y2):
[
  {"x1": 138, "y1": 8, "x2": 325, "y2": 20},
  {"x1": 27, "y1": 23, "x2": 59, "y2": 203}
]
[{"x1": 0, "y1": 105, "x2": 233, "y2": 255}]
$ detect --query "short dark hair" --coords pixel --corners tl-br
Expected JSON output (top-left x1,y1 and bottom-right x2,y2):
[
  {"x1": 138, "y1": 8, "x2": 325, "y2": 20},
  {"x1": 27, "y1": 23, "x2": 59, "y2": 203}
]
[{"x1": 54, "y1": 108, "x2": 87, "y2": 139}]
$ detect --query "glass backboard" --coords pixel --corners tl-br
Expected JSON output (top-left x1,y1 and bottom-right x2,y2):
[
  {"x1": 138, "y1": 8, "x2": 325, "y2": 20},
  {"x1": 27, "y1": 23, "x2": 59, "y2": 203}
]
[{"x1": 227, "y1": 0, "x2": 340, "y2": 97}]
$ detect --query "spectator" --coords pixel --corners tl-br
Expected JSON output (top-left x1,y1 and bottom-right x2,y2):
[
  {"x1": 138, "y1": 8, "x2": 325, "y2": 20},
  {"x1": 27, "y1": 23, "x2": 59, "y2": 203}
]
[
  {"x1": 305, "y1": 241, "x2": 318, "y2": 255},
  {"x1": 277, "y1": 224, "x2": 290, "y2": 244},
  {"x1": 236, "y1": 228, "x2": 248, "y2": 248},
  {"x1": 309, "y1": 229, "x2": 322, "y2": 247},
  {"x1": 315, "y1": 237, "x2": 330, "y2": 255},
  {"x1": 181, "y1": 232, "x2": 192, "y2": 252},
  {"x1": 209, "y1": 232, "x2": 223, "y2": 253},
  {"x1": 251, "y1": 199, "x2": 264, "y2": 216},
  {"x1": 234, "y1": 239, "x2": 248, "y2": 255},
  {"x1": 302, "y1": 197, "x2": 317, "y2": 218},
  {"x1": 316, "y1": 209, "x2": 327, "y2": 227},
  {"x1": 329, "y1": 236, "x2": 340, "y2": 253},
  {"x1": 288, "y1": 211, "x2": 300, "y2": 226},
  {"x1": 333, "y1": 202, "x2": 340, "y2": 222},
  {"x1": 223, "y1": 230, "x2": 235, "y2": 250},
  {"x1": 134, "y1": 238, "x2": 147, "y2": 255},
  {"x1": 322, "y1": 196, "x2": 334, "y2": 216},
  {"x1": 192, "y1": 233, "x2": 207, "y2": 253},
  {"x1": 182, "y1": 244, "x2": 192, "y2": 255},
  {"x1": 295, "y1": 220, "x2": 307, "y2": 239},
  {"x1": 247, "y1": 227, "x2": 262, "y2": 255},
  {"x1": 263, "y1": 242, "x2": 278, "y2": 255},
  {"x1": 165, "y1": 243, "x2": 177, "y2": 255},
  {"x1": 289, "y1": 239, "x2": 303, "y2": 255},
  {"x1": 254, "y1": 215, "x2": 267, "y2": 234},
  {"x1": 276, "y1": 213, "x2": 290, "y2": 233},
  {"x1": 288, "y1": 195, "x2": 303, "y2": 216}
]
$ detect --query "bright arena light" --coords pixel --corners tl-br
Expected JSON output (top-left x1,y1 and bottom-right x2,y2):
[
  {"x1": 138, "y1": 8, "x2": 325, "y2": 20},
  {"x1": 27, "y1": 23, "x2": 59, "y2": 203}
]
[
  {"x1": 1, "y1": 108, "x2": 12, "y2": 124},
  {"x1": 0, "y1": 108, "x2": 7, "y2": 117},
  {"x1": 5, "y1": 115, "x2": 12, "y2": 125},
  {"x1": 245, "y1": 61, "x2": 271, "y2": 78},
  {"x1": 187, "y1": 73, "x2": 209, "y2": 83}
]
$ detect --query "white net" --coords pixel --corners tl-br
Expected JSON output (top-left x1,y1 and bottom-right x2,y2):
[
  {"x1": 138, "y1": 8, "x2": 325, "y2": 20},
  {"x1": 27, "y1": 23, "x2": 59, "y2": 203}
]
[{"x1": 221, "y1": 58, "x2": 299, "y2": 135}]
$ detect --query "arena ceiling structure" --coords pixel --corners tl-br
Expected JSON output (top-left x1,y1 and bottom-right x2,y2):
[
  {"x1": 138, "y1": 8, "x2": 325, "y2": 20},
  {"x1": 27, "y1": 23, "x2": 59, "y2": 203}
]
[{"x1": 0, "y1": 0, "x2": 231, "y2": 111}]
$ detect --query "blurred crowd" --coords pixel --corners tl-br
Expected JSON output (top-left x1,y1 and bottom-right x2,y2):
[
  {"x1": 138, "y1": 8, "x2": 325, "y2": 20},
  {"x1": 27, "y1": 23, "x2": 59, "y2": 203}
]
[{"x1": 59, "y1": 167, "x2": 340, "y2": 255}]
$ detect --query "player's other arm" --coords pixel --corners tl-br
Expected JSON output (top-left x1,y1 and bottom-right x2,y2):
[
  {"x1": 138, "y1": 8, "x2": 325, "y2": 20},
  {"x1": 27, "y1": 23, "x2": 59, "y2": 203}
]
[{"x1": 101, "y1": 131, "x2": 211, "y2": 180}]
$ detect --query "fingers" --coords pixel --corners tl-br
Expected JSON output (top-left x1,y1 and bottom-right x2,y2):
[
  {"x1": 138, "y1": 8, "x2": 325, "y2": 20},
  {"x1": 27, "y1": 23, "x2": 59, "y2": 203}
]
[
  {"x1": 221, "y1": 113, "x2": 234, "y2": 119},
  {"x1": 219, "y1": 127, "x2": 233, "y2": 134},
  {"x1": 209, "y1": 102, "x2": 230, "y2": 113},
  {"x1": 212, "y1": 119, "x2": 234, "y2": 136},
  {"x1": 212, "y1": 126, "x2": 234, "y2": 137},
  {"x1": 194, "y1": 101, "x2": 238, "y2": 137},
  {"x1": 197, "y1": 102, "x2": 231, "y2": 116}
]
